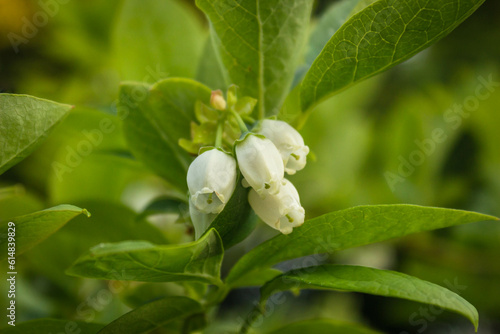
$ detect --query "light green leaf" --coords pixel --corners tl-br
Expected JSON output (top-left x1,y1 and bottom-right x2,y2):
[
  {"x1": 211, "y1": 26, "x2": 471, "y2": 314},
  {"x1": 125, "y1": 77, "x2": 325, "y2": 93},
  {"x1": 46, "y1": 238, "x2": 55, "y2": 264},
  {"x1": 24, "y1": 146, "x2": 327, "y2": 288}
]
[
  {"x1": 113, "y1": 0, "x2": 204, "y2": 81},
  {"x1": 0, "y1": 94, "x2": 72, "y2": 174},
  {"x1": 265, "y1": 318, "x2": 381, "y2": 334},
  {"x1": 208, "y1": 174, "x2": 256, "y2": 249},
  {"x1": 300, "y1": 0, "x2": 485, "y2": 111},
  {"x1": 261, "y1": 265, "x2": 478, "y2": 331},
  {"x1": 306, "y1": 0, "x2": 362, "y2": 66},
  {"x1": 196, "y1": 36, "x2": 228, "y2": 90},
  {"x1": 0, "y1": 318, "x2": 103, "y2": 334},
  {"x1": 66, "y1": 228, "x2": 223, "y2": 284},
  {"x1": 118, "y1": 78, "x2": 211, "y2": 191},
  {"x1": 196, "y1": 0, "x2": 313, "y2": 117},
  {"x1": 0, "y1": 204, "x2": 90, "y2": 261},
  {"x1": 226, "y1": 205, "x2": 497, "y2": 285},
  {"x1": 0, "y1": 185, "x2": 44, "y2": 221},
  {"x1": 98, "y1": 296, "x2": 204, "y2": 334}
]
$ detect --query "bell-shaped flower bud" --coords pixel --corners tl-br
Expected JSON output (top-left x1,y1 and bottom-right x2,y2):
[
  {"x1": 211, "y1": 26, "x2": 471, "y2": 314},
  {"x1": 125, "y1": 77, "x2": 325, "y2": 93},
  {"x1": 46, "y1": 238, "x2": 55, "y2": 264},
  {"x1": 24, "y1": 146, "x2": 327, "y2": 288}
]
[
  {"x1": 235, "y1": 133, "x2": 284, "y2": 197},
  {"x1": 187, "y1": 148, "x2": 237, "y2": 214},
  {"x1": 257, "y1": 119, "x2": 309, "y2": 175},
  {"x1": 248, "y1": 179, "x2": 305, "y2": 234}
]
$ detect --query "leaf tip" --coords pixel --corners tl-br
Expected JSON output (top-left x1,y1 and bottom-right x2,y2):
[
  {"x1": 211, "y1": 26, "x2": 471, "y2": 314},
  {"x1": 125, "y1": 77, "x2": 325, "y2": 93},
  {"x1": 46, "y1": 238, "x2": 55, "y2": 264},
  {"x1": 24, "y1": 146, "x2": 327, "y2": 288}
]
[{"x1": 82, "y1": 209, "x2": 91, "y2": 218}]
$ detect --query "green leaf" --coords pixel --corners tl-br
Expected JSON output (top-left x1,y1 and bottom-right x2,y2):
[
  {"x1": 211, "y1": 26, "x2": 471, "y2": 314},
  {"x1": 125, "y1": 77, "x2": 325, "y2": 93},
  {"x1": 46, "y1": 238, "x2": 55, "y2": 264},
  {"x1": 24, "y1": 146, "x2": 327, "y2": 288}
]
[
  {"x1": 300, "y1": 0, "x2": 485, "y2": 111},
  {"x1": 208, "y1": 174, "x2": 256, "y2": 249},
  {"x1": 113, "y1": 0, "x2": 205, "y2": 81},
  {"x1": 98, "y1": 296, "x2": 204, "y2": 334},
  {"x1": 66, "y1": 228, "x2": 223, "y2": 284},
  {"x1": 226, "y1": 205, "x2": 497, "y2": 286},
  {"x1": 196, "y1": 36, "x2": 228, "y2": 90},
  {"x1": 196, "y1": 0, "x2": 313, "y2": 117},
  {"x1": 25, "y1": 201, "x2": 168, "y2": 290},
  {"x1": 0, "y1": 204, "x2": 90, "y2": 261},
  {"x1": 0, "y1": 318, "x2": 103, "y2": 334},
  {"x1": 231, "y1": 268, "x2": 282, "y2": 288},
  {"x1": 0, "y1": 94, "x2": 72, "y2": 174},
  {"x1": 305, "y1": 0, "x2": 362, "y2": 66},
  {"x1": 261, "y1": 265, "x2": 478, "y2": 331},
  {"x1": 265, "y1": 318, "x2": 381, "y2": 334},
  {"x1": 0, "y1": 185, "x2": 44, "y2": 221},
  {"x1": 118, "y1": 78, "x2": 211, "y2": 191}
]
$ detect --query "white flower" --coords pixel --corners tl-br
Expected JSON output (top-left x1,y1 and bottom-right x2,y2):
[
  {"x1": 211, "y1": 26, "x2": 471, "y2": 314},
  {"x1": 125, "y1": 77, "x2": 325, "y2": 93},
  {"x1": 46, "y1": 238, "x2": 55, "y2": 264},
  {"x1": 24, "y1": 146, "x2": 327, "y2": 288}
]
[
  {"x1": 189, "y1": 199, "x2": 217, "y2": 239},
  {"x1": 235, "y1": 133, "x2": 284, "y2": 197},
  {"x1": 187, "y1": 148, "x2": 237, "y2": 214},
  {"x1": 257, "y1": 119, "x2": 309, "y2": 175},
  {"x1": 248, "y1": 179, "x2": 305, "y2": 234}
]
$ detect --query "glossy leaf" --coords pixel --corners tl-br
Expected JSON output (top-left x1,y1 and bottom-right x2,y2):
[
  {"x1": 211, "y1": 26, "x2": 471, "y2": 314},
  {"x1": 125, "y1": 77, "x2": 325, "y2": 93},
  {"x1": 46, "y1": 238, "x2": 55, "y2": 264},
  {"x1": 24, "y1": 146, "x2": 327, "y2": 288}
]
[
  {"x1": 0, "y1": 205, "x2": 90, "y2": 261},
  {"x1": 266, "y1": 318, "x2": 381, "y2": 334},
  {"x1": 196, "y1": 0, "x2": 313, "y2": 117},
  {"x1": 66, "y1": 228, "x2": 223, "y2": 284},
  {"x1": 300, "y1": 0, "x2": 485, "y2": 111},
  {"x1": 0, "y1": 318, "x2": 103, "y2": 334},
  {"x1": 113, "y1": 0, "x2": 204, "y2": 81},
  {"x1": 226, "y1": 205, "x2": 497, "y2": 285},
  {"x1": 0, "y1": 94, "x2": 72, "y2": 174},
  {"x1": 98, "y1": 296, "x2": 204, "y2": 334},
  {"x1": 118, "y1": 78, "x2": 211, "y2": 191},
  {"x1": 208, "y1": 174, "x2": 256, "y2": 249},
  {"x1": 231, "y1": 268, "x2": 282, "y2": 288},
  {"x1": 261, "y1": 265, "x2": 478, "y2": 330}
]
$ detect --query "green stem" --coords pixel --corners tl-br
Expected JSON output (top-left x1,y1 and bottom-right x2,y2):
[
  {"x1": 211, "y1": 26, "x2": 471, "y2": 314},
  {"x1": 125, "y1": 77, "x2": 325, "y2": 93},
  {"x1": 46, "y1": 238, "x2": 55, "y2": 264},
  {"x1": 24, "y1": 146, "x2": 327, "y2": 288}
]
[
  {"x1": 215, "y1": 121, "x2": 224, "y2": 148},
  {"x1": 230, "y1": 109, "x2": 249, "y2": 132}
]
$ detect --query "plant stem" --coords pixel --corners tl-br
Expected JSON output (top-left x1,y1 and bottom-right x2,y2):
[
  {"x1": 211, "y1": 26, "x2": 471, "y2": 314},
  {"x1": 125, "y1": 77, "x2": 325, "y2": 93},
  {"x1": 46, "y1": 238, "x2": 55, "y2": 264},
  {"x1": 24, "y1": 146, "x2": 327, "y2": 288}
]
[
  {"x1": 229, "y1": 109, "x2": 249, "y2": 132},
  {"x1": 215, "y1": 121, "x2": 224, "y2": 148}
]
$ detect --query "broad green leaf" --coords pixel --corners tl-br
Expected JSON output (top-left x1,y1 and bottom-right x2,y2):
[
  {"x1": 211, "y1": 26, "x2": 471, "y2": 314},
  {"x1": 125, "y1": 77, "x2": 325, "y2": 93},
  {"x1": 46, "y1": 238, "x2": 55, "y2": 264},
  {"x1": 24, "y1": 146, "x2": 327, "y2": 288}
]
[
  {"x1": 261, "y1": 265, "x2": 478, "y2": 331},
  {"x1": 0, "y1": 318, "x2": 103, "y2": 334},
  {"x1": 231, "y1": 268, "x2": 282, "y2": 288},
  {"x1": 300, "y1": 0, "x2": 485, "y2": 111},
  {"x1": 226, "y1": 205, "x2": 497, "y2": 285},
  {"x1": 113, "y1": 0, "x2": 204, "y2": 81},
  {"x1": 306, "y1": 0, "x2": 362, "y2": 66},
  {"x1": 0, "y1": 94, "x2": 72, "y2": 174},
  {"x1": 0, "y1": 204, "x2": 90, "y2": 261},
  {"x1": 196, "y1": 0, "x2": 313, "y2": 117},
  {"x1": 25, "y1": 201, "x2": 168, "y2": 291},
  {"x1": 98, "y1": 296, "x2": 203, "y2": 334},
  {"x1": 118, "y1": 78, "x2": 211, "y2": 191},
  {"x1": 196, "y1": 36, "x2": 228, "y2": 90},
  {"x1": 208, "y1": 174, "x2": 256, "y2": 249},
  {"x1": 0, "y1": 185, "x2": 44, "y2": 220},
  {"x1": 66, "y1": 228, "x2": 223, "y2": 284},
  {"x1": 266, "y1": 318, "x2": 381, "y2": 334}
]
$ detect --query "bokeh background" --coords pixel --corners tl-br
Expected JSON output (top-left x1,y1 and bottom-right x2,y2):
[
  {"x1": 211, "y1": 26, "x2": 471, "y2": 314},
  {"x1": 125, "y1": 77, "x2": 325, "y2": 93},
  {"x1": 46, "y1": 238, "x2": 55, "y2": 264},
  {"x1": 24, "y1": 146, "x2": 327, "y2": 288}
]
[{"x1": 1, "y1": 0, "x2": 499, "y2": 333}]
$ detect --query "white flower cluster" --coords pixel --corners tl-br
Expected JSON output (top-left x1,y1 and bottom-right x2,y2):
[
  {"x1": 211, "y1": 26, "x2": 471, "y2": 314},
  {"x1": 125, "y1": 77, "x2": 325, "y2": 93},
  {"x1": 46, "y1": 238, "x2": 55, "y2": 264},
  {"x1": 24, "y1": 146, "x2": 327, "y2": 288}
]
[{"x1": 187, "y1": 119, "x2": 309, "y2": 237}]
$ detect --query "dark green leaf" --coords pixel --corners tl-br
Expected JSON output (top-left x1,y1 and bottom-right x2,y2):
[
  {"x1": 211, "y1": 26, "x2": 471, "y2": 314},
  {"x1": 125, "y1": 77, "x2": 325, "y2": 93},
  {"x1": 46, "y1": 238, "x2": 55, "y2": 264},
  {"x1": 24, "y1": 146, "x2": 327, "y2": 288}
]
[
  {"x1": 0, "y1": 318, "x2": 103, "y2": 334},
  {"x1": 266, "y1": 318, "x2": 381, "y2": 334},
  {"x1": 66, "y1": 228, "x2": 223, "y2": 284},
  {"x1": 0, "y1": 205, "x2": 90, "y2": 261},
  {"x1": 226, "y1": 205, "x2": 497, "y2": 285},
  {"x1": 118, "y1": 78, "x2": 211, "y2": 191},
  {"x1": 231, "y1": 268, "x2": 282, "y2": 288},
  {"x1": 261, "y1": 265, "x2": 478, "y2": 331},
  {"x1": 0, "y1": 94, "x2": 72, "y2": 174},
  {"x1": 196, "y1": 0, "x2": 313, "y2": 117},
  {"x1": 98, "y1": 296, "x2": 204, "y2": 334},
  {"x1": 113, "y1": 0, "x2": 204, "y2": 81},
  {"x1": 300, "y1": 0, "x2": 485, "y2": 111},
  {"x1": 208, "y1": 174, "x2": 256, "y2": 249}
]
